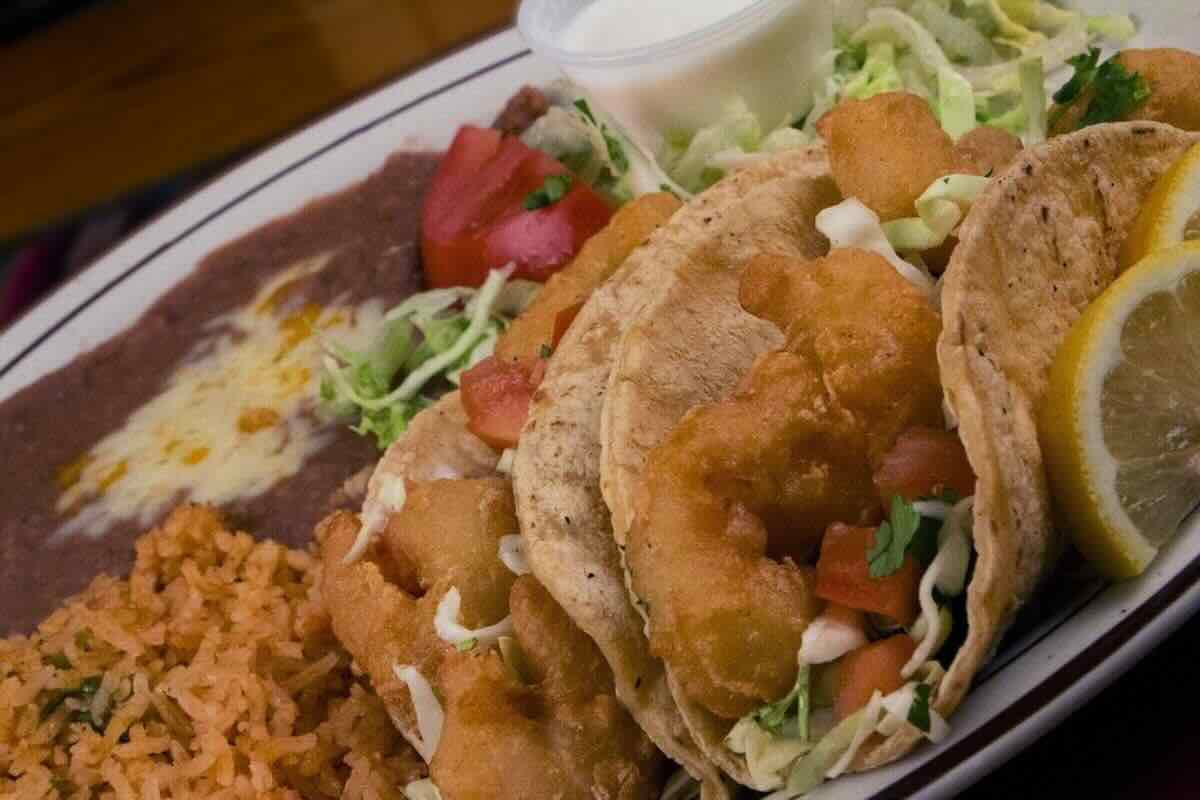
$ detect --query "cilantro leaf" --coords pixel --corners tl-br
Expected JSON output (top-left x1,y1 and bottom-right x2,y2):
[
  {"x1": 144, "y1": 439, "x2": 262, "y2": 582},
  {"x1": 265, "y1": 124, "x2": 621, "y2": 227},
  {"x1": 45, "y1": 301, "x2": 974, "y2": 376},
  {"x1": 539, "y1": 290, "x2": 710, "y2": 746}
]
[
  {"x1": 753, "y1": 665, "x2": 810, "y2": 741},
  {"x1": 573, "y1": 98, "x2": 598, "y2": 125},
  {"x1": 1051, "y1": 47, "x2": 1151, "y2": 131},
  {"x1": 908, "y1": 683, "x2": 932, "y2": 733},
  {"x1": 1053, "y1": 47, "x2": 1102, "y2": 105},
  {"x1": 523, "y1": 174, "x2": 574, "y2": 211},
  {"x1": 868, "y1": 496, "x2": 923, "y2": 578},
  {"x1": 455, "y1": 638, "x2": 478, "y2": 653},
  {"x1": 1082, "y1": 59, "x2": 1151, "y2": 128}
]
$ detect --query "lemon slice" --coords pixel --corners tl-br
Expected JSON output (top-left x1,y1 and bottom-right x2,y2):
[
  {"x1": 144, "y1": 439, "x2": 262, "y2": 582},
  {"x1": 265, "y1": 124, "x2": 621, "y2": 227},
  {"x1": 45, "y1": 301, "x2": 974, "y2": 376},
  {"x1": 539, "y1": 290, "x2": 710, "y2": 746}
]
[
  {"x1": 1041, "y1": 242, "x2": 1200, "y2": 579},
  {"x1": 1122, "y1": 143, "x2": 1200, "y2": 268}
]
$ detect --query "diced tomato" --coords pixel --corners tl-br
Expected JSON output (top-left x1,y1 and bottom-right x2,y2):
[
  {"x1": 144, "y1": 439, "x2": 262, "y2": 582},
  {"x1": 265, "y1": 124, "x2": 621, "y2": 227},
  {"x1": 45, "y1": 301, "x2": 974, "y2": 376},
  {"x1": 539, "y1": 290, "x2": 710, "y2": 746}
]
[
  {"x1": 873, "y1": 427, "x2": 976, "y2": 507},
  {"x1": 421, "y1": 126, "x2": 614, "y2": 288},
  {"x1": 833, "y1": 635, "x2": 917, "y2": 721},
  {"x1": 459, "y1": 355, "x2": 547, "y2": 450},
  {"x1": 815, "y1": 524, "x2": 920, "y2": 626},
  {"x1": 551, "y1": 302, "x2": 585, "y2": 349}
]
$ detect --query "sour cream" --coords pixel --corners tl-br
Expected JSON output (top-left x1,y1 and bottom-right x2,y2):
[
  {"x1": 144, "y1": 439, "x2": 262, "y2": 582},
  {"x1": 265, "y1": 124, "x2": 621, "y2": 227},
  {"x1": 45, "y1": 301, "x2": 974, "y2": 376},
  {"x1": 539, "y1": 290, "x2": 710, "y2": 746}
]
[
  {"x1": 519, "y1": 0, "x2": 832, "y2": 159},
  {"x1": 561, "y1": 0, "x2": 759, "y2": 54}
]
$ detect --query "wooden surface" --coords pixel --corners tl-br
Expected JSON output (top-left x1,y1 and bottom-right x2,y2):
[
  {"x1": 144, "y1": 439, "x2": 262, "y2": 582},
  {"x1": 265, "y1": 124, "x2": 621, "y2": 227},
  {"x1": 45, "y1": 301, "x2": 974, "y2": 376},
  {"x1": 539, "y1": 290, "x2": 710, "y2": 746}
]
[{"x1": 0, "y1": 0, "x2": 520, "y2": 243}]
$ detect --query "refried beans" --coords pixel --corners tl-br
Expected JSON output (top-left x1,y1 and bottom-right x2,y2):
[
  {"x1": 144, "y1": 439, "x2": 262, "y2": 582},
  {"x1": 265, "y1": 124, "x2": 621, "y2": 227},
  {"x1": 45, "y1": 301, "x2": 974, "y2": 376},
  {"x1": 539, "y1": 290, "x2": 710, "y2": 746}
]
[{"x1": 0, "y1": 152, "x2": 439, "y2": 634}]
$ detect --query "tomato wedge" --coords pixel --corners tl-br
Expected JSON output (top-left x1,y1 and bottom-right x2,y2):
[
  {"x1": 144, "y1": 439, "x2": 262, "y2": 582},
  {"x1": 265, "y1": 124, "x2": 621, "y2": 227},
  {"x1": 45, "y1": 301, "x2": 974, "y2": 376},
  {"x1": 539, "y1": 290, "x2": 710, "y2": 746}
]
[
  {"x1": 421, "y1": 126, "x2": 614, "y2": 288},
  {"x1": 873, "y1": 427, "x2": 976, "y2": 507},
  {"x1": 815, "y1": 524, "x2": 920, "y2": 626},
  {"x1": 833, "y1": 635, "x2": 917, "y2": 721},
  {"x1": 459, "y1": 355, "x2": 547, "y2": 450}
]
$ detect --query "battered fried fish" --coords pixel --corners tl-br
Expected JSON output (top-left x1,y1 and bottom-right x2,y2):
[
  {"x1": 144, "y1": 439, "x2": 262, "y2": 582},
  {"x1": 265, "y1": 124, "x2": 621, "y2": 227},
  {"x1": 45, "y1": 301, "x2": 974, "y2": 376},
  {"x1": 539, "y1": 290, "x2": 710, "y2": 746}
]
[
  {"x1": 628, "y1": 249, "x2": 943, "y2": 720},
  {"x1": 321, "y1": 474, "x2": 661, "y2": 799}
]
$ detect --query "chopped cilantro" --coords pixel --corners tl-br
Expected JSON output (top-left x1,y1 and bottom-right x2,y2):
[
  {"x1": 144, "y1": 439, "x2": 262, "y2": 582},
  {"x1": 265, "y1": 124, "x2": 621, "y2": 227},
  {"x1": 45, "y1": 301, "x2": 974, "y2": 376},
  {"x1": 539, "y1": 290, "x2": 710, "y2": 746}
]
[
  {"x1": 1053, "y1": 48, "x2": 1102, "y2": 106},
  {"x1": 538, "y1": 344, "x2": 553, "y2": 359},
  {"x1": 908, "y1": 683, "x2": 932, "y2": 733},
  {"x1": 455, "y1": 638, "x2": 478, "y2": 653},
  {"x1": 44, "y1": 652, "x2": 72, "y2": 670},
  {"x1": 1052, "y1": 48, "x2": 1151, "y2": 131},
  {"x1": 868, "y1": 497, "x2": 923, "y2": 578},
  {"x1": 524, "y1": 174, "x2": 574, "y2": 211},
  {"x1": 753, "y1": 666, "x2": 810, "y2": 741},
  {"x1": 573, "y1": 97, "x2": 629, "y2": 173},
  {"x1": 573, "y1": 98, "x2": 597, "y2": 125},
  {"x1": 39, "y1": 675, "x2": 102, "y2": 720}
]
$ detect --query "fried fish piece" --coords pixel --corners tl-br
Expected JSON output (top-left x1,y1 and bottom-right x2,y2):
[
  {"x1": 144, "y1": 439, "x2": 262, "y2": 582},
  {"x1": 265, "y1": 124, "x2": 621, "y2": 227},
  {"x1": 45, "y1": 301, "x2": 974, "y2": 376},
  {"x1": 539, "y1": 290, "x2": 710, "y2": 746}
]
[
  {"x1": 435, "y1": 577, "x2": 661, "y2": 800},
  {"x1": 320, "y1": 479, "x2": 662, "y2": 799},
  {"x1": 1050, "y1": 48, "x2": 1200, "y2": 136},
  {"x1": 818, "y1": 93, "x2": 960, "y2": 221},
  {"x1": 629, "y1": 250, "x2": 943, "y2": 719}
]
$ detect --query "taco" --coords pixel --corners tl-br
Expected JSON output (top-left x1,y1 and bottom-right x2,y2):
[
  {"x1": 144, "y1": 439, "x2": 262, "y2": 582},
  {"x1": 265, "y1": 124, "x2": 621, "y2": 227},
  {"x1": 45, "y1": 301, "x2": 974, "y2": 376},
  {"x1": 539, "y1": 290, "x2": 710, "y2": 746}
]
[
  {"x1": 593, "y1": 116, "x2": 1200, "y2": 795},
  {"x1": 512, "y1": 147, "x2": 838, "y2": 799}
]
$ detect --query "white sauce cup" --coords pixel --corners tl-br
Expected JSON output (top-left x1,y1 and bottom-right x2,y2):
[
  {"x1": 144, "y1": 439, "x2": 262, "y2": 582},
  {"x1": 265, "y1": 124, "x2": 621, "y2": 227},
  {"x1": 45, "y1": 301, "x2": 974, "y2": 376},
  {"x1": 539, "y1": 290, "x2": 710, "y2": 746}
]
[{"x1": 517, "y1": 0, "x2": 833, "y2": 156}]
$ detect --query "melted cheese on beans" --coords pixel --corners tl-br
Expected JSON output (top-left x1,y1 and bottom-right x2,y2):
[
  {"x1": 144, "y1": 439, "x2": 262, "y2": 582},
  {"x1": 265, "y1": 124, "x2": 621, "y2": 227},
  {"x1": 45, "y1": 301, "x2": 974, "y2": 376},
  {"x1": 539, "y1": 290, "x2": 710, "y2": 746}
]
[{"x1": 54, "y1": 254, "x2": 382, "y2": 540}]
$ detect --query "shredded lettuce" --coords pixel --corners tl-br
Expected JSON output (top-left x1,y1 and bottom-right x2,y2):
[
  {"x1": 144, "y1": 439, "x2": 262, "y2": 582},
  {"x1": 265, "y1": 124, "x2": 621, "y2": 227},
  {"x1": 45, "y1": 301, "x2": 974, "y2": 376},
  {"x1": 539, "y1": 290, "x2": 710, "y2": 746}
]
[
  {"x1": 434, "y1": 587, "x2": 515, "y2": 649},
  {"x1": 937, "y1": 65, "x2": 977, "y2": 139},
  {"x1": 663, "y1": 98, "x2": 763, "y2": 193},
  {"x1": 404, "y1": 780, "x2": 443, "y2": 800},
  {"x1": 904, "y1": 496, "x2": 975, "y2": 678},
  {"x1": 1019, "y1": 56, "x2": 1048, "y2": 144},
  {"x1": 320, "y1": 267, "x2": 526, "y2": 450},
  {"x1": 393, "y1": 665, "x2": 444, "y2": 763},
  {"x1": 816, "y1": 199, "x2": 936, "y2": 294},
  {"x1": 727, "y1": 666, "x2": 813, "y2": 789},
  {"x1": 884, "y1": 173, "x2": 991, "y2": 252},
  {"x1": 522, "y1": 97, "x2": 688, "y2": 202}
]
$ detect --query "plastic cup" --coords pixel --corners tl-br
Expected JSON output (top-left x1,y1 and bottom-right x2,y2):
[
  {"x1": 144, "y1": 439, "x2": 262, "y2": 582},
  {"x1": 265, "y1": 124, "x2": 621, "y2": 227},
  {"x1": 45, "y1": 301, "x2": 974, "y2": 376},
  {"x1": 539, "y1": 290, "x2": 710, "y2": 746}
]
[{"x1": 517, "y1": 0, "x2": 833, "y2": 156}]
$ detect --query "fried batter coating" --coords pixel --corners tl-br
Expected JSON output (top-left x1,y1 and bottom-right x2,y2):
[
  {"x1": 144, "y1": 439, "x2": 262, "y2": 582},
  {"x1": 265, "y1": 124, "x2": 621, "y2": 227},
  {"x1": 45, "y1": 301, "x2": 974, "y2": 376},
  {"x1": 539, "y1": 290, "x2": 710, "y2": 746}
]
[
  {"x1": 435, "y1": 577, "x2": 661, "y2": 800},
  {"x1": 319, "y1": 479, "x2": 518, "y2": 733},
  {"x1": 496, "y1": 193, "x2": 681, "y2": 363},
  {"x1": 630, "y1": 250, "x2": 943, "y2": 720},
  {"x1": 953, "y1": 125, "x2": 1023, "y2": 177},
  {"x1": 818, "y1": 93, "x2": 959, "y2": 221},
  {"x1": 321, "y1": 482, "x2": 661, "y2": 799},
  {"x1": 1050, "y1": 48, "x2": 1200, "y2": 136},
  {"x1": 741, "y1": 250, "x2": 945, "y2": 464}
]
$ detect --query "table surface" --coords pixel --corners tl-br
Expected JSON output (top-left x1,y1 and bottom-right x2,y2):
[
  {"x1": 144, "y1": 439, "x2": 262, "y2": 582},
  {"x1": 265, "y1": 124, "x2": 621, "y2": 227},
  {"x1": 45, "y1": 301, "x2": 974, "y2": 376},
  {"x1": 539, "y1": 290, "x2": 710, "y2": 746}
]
[
  {"x1": 0, "y1": 0, "x2": 519, "y2": 243},
  {"x1": 5, "y1": 3, "x2": 1198, "y2": 795}
]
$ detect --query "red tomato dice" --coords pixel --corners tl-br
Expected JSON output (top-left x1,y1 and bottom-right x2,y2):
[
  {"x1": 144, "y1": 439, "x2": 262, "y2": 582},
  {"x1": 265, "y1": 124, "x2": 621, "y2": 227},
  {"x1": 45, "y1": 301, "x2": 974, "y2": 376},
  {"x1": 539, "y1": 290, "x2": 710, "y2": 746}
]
[
  {"x1": 459, "y1": 355, "x2": 548, "y2": 450},
  {"x1": 421, "y1": 126, "x2": 614, "y2": 288},
  {"x1": 833, "y1": 635, "x2": 917, "y2": 721},
  {"x1": 873, "y1": 427, "x2": 976, "y2": 507},
  {"x1": 815, "y1": 523, "x2": 920, "y2": 626}
]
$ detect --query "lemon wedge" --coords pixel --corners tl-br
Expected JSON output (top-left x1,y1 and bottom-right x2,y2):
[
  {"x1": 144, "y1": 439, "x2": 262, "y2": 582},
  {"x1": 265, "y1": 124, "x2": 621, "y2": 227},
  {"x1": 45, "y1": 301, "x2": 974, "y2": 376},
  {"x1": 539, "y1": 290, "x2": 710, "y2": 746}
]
[
  {"x1": 1122, "y1": 143, "x2": 1200, "y2": 268},
  {"x1": 1041, "y1": 242, "x2": 1200, "y2": 579}
]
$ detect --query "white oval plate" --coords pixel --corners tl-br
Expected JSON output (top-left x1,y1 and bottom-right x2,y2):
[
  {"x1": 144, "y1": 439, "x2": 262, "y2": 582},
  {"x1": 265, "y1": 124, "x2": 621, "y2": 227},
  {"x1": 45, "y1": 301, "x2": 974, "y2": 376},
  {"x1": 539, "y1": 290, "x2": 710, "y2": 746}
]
[{"x1": 3, "y1": 6, "x2": 1198, "y2": 798}]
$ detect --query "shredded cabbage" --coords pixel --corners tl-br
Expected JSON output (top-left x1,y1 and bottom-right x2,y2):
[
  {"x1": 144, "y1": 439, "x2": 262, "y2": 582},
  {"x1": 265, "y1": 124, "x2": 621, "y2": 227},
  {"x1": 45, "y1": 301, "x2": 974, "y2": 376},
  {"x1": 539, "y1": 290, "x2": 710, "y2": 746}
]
[
  {"x1": 937, "y1": 66, "x2": 977, "y2": 140},
  {"x1": 498, "y1": 534, "x2": 530, "y2": 575},
  {"x1": 799, "y1": 609, "x2": 869, "y2": 665},
  {"x1": 904, "y1": 496, "x2": 974, "y2": 677},
  {"x1": 883, "y1": 173, "x2": 991, "y2": 252},
  {"x1": 404, "y1": 780, "x2": 444, "y2": 800},
  {"x1": 816, "y1": 199, "x2": 936, "y2": 294},
  {"x1": 321, "y1": 266, "x2": 521, "y2": 450},
  {"x1": 1019, "y1": 55, "x2": 1048, "y2": 144},
  {"x1": 343, "y1": 473, "x2": 406, "y2": 565},
  {"x1": 393, "y1": 665, "x2": 444, "y2": 763},
  {"x1": 663, "y1": 98, "x2": 762, "y2": 193},
  {"x1": 434, "y1": 587, "x2": 515, "y2": 648},
  {"x1": 522, "y1": 97, "x2": 688, "y2": 202}
]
